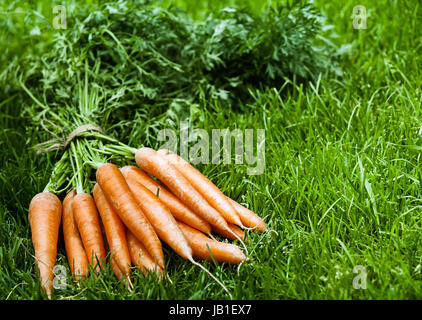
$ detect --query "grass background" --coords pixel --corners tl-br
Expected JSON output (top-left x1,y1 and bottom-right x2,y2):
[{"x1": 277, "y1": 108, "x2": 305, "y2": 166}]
[{"x1": 1, "y1": 0, "x2": 422, "y2": 299}]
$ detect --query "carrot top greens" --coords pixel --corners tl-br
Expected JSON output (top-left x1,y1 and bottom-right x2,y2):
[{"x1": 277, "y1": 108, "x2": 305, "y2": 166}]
[{"x1": 19, "y1": 0, "x2": 336, "y2": 117}]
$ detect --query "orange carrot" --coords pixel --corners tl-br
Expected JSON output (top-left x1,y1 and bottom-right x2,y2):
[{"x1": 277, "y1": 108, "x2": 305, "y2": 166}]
[
  {"x1": 178, "y1": 221, "x2": 246, "y2": 265},
  {"x1": 28, "y1": 192, "x2": 62, "y2": 298},
  {"x1": 135, "y1": 149, "x2": 244, "y2": 297},
  {"x1": 135, "y1": 148, "x2": 232, "y2": 234},
  {"x1": 227, "y1": 197, "x2": 266, "y2": 232},
  {"x1": 212, "y1": 223, "x2": 244, "y2": 242},
  {"x1": 101, "y1": 228, "x2": 132, "y2": 289},
  {"x1": 62, "y1": 190, "x2": 89, "y2": 280},
  {"x1": 72, "y1": 192, "x2": 106, "y2": 273},
  {"x1": 121, "y1": 166, "x2": 211, "y2": 235},
  {"x1": 111, "y1": 256, "x2": 124, "y2": 281},
  {"x1": 101, "y1": 228, "x2": 121, "y2": 280},
  {"x1": 157, "y1": 149, "x2": 243, "y2": 227},
  {"x1": 121, "y1": 167, "x2": 192, "y2": 260},
  {"x1": 126, "y1": 229, "x2": 163, "y2": 276},
  {"x1": 110, "y1": 255, "x2": 133, "y2": 292},
  {"x1": 93, "y1": 184, "x2": 131, "y2": 276},
  {"x1": 96, "y1": 163, "x2": 164, "y2": 269},
  {"x1": 136, "y1": 148, "x2": 249, "y2": 257}
]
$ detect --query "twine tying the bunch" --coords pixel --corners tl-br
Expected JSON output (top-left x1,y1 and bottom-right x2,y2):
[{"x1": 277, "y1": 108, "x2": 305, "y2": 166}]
[{"x1": 34, "y1": 122, "x2": 104, "y2": 154}]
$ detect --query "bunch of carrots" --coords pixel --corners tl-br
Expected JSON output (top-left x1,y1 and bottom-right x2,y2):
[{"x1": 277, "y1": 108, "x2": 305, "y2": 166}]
[
  {"x1": 23, "y1": 62, "x2": 266, "y2": 299},
  {"x1": 29, "y1": 147, "x2": 267, "y2": 299}
]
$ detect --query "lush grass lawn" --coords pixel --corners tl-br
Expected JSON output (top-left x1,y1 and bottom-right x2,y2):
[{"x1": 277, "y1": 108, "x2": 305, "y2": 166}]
[{"x1": 1, "y1": 0, "x2": 422, "y2": 299}]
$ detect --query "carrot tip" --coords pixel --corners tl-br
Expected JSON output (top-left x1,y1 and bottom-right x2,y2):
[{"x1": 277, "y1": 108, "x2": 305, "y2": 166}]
[
  {"x1": 165, "y1": 273, "x2": 173, "y2": 284},
  {"x1": 126, "y1": 276, "x2": 134, "y2": 292},
  {"x1": 209, "y1": 234, "x2": 217, "y2": 241},
  {"x1": 240, "y1": 224, "x2": 257, "y2": 231},
  {"x1": 189, "y1": 258, "x2": 233, "y2": 300},
  {"x1": 228, "y1": 228, "x2": 249, "y2": 256},
  {"x1": 236, "y1": 259, "x2": 248, "y2": 275}
]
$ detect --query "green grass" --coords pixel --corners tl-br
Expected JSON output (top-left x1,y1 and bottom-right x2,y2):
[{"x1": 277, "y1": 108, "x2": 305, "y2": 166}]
[{"x1": 1, "y1": 0, "x2": 422, "y2": 299}]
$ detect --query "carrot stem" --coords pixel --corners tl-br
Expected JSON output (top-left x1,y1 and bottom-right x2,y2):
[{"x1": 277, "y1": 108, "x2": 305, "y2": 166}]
[
  {"x1": 99, "y1": 143, "x2": 138, "y2": 158},
  {"x1": 70, "y1": 142, "x2": 84, "y2": 194},
  {"x1": 43, "y1": 153, "x2": 70, "y2": 193}
]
